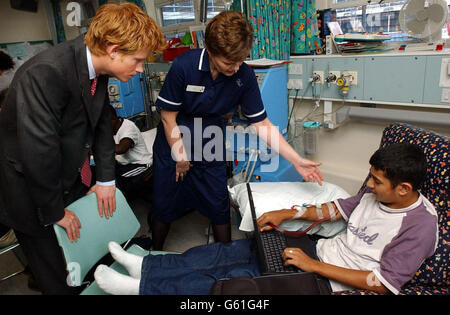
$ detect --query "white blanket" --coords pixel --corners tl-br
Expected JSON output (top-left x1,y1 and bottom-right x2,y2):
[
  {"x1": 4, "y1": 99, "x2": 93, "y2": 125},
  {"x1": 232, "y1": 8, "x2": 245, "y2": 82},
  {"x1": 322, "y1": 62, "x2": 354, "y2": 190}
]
[{"x1": 228, "y1": 181, "x2": 351, "y2": 237}]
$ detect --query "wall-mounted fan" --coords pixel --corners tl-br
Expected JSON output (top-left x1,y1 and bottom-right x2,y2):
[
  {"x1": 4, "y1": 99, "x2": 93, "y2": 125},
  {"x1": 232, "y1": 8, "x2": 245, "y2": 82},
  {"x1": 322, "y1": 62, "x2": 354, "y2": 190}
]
[{"x1": 399, "y1": 0, "x2": 448, "y2": 42}]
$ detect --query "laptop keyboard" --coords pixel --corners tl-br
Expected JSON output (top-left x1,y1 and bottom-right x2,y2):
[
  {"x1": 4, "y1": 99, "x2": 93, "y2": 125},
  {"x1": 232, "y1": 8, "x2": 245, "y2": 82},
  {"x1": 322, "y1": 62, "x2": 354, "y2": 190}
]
[{"x1": 261, "y1": 230, "x2": 297, "y2": 273}]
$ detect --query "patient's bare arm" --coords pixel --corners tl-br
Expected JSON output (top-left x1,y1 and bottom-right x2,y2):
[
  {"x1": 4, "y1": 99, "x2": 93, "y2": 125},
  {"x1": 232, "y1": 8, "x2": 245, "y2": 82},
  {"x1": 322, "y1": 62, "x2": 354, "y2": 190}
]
[{"x1": 257, "y1": 201, "x2": 342, "y2": 232}]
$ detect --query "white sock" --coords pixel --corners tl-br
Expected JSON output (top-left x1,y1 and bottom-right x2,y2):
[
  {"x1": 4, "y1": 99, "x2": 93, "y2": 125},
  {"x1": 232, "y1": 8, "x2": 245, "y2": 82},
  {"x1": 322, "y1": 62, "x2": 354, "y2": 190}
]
[
  {"x1": 94, "y1": 264, "x2": 140, "y2": 295},
  {"x1": 108, "y1": 241, "x2": 143, "y2": 279}
]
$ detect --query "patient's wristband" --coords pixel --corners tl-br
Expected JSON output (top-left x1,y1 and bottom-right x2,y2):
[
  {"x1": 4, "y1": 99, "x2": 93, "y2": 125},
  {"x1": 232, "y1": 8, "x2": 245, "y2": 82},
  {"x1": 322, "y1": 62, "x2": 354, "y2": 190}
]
[
  {"x1": 326, "y1": 202, "x2": 337, "y2": 221},
  {"x1": 291, "y1": 204, "x2": 307, "y2": 220}
]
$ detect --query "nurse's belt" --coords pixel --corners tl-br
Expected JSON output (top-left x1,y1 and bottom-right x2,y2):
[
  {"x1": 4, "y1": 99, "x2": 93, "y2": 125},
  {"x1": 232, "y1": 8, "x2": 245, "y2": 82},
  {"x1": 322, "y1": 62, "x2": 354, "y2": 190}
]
[{"x1": 186, "y1": 85, "x2": 205, "y2": 93}]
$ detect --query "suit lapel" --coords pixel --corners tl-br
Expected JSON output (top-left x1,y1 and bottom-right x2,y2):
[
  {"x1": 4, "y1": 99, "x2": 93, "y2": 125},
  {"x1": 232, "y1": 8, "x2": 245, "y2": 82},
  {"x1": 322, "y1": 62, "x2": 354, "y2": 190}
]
[
  {"x1": 74, "y1": 35, "x2": 108, "y2": 130},
  {"x1": 91, "y1": 75, "x2": 108, "y2": 124}
]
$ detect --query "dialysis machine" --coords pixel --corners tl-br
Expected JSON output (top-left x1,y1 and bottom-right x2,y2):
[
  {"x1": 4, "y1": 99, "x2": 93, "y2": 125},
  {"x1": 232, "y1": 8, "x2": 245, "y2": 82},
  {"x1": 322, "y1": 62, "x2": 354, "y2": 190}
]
[
  {"x1": 107, "y1": 73, "x2": 151, "y2": 124},
  {"x1": 226, "y1": 64, "x2": 303, "y2": 183}
]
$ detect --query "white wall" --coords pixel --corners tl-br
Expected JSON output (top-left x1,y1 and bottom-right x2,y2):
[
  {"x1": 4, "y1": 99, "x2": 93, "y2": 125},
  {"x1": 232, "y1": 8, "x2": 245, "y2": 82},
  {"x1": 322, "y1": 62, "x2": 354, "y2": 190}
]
[
  {"x1": 293, "y1": 100, "x2": 450, "y2": 195},
  {"x1": 143, "y1": 0, "x2": 157, "y2": 21},
  {"x1": 304, "y1": 116, "x2": 385, "y2": 195},
  {"x1": 0, "y1": 0, "x2": 52, "y2": 44},
  {"x1": 315, "y1": 0, "x2": 329, "y2": 10}
]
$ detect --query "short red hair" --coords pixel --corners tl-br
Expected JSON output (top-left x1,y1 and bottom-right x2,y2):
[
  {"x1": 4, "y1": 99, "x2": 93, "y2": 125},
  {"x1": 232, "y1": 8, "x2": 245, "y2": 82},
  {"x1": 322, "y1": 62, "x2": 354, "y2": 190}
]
[{"x1": 84, "y1": 3, "x2": 166, "y2": 56}]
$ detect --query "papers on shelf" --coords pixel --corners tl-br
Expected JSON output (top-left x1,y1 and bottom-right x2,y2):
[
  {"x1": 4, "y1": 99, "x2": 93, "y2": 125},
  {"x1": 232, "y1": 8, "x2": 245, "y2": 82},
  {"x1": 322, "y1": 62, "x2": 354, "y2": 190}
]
[
  {"x1": 244, "y1": 58, "x2": 291, "y2": 67},
  {"x1": 331, "y1": 33, "x2": 392, "y2": 55},
  {"x1": 334, "y1": 33, "x2": 391, "y2": 42}
]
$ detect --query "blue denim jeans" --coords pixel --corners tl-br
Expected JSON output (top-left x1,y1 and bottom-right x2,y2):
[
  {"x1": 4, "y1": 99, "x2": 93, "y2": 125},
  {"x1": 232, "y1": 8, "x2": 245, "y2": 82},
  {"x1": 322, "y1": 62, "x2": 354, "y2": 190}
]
[{"x1": 139, "y1": 238, "x2": 260, "y2": 295}]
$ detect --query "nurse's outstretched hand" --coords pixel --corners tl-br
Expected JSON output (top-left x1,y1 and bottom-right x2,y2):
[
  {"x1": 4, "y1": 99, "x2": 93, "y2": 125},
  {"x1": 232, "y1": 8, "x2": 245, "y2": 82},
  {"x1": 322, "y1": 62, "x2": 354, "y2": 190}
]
[
  {"x1": 176, "y1": 160, "x2": 192, "y2": 182},
  {"x1": 294, "y1": 158, "x2": 323, "y2": 186}
]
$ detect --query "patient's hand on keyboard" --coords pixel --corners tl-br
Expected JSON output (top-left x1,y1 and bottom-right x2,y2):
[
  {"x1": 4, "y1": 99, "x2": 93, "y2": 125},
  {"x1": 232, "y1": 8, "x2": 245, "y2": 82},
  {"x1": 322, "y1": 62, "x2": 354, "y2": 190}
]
[
  {"x1": 257, "y1": 209, "x2": 296, "y2": 232},
  {"x1": 282, "y1": 247, "x2": 317, "y2": 273}
]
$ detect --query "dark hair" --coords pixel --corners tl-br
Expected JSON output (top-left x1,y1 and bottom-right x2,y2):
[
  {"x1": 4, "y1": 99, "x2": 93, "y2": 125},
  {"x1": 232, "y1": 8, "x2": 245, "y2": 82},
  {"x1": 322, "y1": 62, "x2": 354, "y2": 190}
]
[
  {"x1": 369, "y1": 143, "x2": 427, "y2": 191},
  {"x1": 0, "y1": 51, "x2": 14, "y2": 71},
  {"x1": 205, "y1": 11, "x2": 253, "y2": 62}
]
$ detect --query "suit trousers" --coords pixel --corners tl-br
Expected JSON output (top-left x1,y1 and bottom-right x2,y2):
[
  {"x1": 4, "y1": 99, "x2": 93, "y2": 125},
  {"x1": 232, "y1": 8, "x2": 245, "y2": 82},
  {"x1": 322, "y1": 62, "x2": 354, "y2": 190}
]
[
  {"x1": 14, "y1": 179, "x2": 88, "y2": 295},
  {"x1": 0, "y1": 222, "x2": 9, "y2": 236},
  {"x1": 14, "y1": 229, "x2": 80, "y2": 295}
]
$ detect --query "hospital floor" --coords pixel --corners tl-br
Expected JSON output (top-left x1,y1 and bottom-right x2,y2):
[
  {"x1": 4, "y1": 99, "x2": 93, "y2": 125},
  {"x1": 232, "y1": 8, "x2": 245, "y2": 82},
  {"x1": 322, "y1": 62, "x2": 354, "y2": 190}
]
[{"x1": 0, "y1": 198, "x2": 247, "y2": 295}]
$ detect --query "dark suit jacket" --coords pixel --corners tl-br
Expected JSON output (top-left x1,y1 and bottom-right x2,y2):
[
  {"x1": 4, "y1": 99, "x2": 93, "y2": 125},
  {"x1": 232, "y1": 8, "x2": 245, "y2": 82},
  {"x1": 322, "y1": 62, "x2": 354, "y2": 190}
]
[{"x1": 0, "y1": 35, "x2": 115, "y2": 237}]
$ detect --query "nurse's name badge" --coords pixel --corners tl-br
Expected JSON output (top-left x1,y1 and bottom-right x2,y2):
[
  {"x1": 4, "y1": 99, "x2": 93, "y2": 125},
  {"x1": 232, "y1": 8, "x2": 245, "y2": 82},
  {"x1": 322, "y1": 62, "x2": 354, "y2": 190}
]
[{"x1": 186, "y1": 85, "x2": 205, "y2": 93}]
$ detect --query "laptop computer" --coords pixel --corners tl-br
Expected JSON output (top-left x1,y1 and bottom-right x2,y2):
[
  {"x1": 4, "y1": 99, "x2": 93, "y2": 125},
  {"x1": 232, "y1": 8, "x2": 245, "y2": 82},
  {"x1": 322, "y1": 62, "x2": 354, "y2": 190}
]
[{"x1": 246, "y1": 183, "x2": 319, "y2": 275}]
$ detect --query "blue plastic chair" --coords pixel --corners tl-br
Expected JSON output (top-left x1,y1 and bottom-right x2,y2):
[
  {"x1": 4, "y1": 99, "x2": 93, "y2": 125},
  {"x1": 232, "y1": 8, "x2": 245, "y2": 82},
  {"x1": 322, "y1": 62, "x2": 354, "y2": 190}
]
[{"x1": 54, "y1": 189, "x2": 175, "y2": 295}]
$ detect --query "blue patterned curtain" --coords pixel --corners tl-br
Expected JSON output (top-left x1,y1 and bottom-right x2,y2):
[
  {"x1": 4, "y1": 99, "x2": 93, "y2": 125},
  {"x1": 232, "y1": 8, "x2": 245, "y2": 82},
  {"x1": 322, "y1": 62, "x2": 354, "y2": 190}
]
[
  {"x1": 243, "y1": 0, "x2": 321, "y2": 59},
  {"x1": 247, "y1": 0, "x2": 291, "y2": 60},
  {"x1": 50, "y1": 0, "x2": 66, "y2": 43},
  {"x1": 230, "y1": 0, "x2": 246, "y2": 13},
  {"x1": 125, "y1": 0, "x2": 146, "y2": 11},
  {"x1": 290, "y1": 0, "x2": 321, "y2": 54}
]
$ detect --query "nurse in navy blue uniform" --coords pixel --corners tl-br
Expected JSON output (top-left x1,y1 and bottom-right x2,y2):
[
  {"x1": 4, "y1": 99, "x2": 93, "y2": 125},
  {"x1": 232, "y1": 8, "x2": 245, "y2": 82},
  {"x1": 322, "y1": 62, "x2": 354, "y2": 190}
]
[{"x1": 152, "y1": 11, "x2": 323, "y2": 250}]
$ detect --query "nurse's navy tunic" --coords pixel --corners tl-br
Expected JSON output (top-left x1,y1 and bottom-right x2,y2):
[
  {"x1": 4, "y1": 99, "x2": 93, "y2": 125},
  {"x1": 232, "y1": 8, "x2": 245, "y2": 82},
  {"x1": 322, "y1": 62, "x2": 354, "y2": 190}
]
[{"x1": 153, "y1": 49, "x2": 267, "y2": 224}]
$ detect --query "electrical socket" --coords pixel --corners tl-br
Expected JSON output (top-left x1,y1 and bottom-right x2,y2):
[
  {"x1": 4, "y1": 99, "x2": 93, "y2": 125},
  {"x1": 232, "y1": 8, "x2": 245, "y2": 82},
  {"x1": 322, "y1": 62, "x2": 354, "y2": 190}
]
[
  {"x1": 289, "y1": 63, "x2": 303, "y2": 75},
  {"x1": 287, "y1": 79, "x2": 303, "y2": 90},
  {"x1": 441, "y1": 88, "x2": 450, "y2": 103},
  {"x1": 312, "y1": 71, "x2": 324, "y2": 84},
  {"x1": 342, "y1": 70, "x2": 358, "y2": 85},
  {"x1": 327, "y1": 71, "x2": 340, "y2": 84}
]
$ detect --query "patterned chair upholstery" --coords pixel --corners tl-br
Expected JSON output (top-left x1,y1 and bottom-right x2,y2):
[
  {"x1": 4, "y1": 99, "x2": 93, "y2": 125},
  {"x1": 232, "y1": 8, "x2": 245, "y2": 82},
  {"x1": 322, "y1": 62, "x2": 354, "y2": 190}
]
[{"x1": 335, "y1": 123, "x2": 449, "y2": 295}]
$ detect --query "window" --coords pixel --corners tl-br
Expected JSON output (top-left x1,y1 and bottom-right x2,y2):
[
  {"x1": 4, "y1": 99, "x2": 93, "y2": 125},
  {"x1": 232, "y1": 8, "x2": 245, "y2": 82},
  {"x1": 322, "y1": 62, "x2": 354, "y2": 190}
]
[
  {"x1": 155, "y1": 0, "x2": 224, "y2": 38},
  {"x1": 335, "y1": 1, "x2": 409, "y2": 41},
  {"x1": 207, "y1": 0, "x2": 225, "y2": 18},
  {"x1": 160, "y1": 0, "x2": 195, "y2": 27},
  {"x1": 331, "y1": 0, "x2": 450, "y2": 41}
]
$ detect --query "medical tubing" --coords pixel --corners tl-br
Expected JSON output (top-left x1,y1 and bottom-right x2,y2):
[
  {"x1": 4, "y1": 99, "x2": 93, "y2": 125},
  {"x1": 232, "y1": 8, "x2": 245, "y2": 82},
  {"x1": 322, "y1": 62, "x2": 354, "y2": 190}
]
[
  {"x1": 243, "y1": 150, "x2": 254, "y2": 180},
  {"x1": 246, "y1": 151, "x2": 259, "y2": 182},
  {"x1": 267, "y1": 216, "x2": 329, "y2": 238}
]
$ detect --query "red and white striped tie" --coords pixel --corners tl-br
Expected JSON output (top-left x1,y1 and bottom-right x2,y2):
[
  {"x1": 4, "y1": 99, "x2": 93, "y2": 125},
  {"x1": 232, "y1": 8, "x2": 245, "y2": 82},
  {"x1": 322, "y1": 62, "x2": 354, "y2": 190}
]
[
  {"x1": 80, "y1": 77, "x2": 97, "y2": 187},
  {"x1": 90, "y1": 76, "x2": 98, "y2": 96}
]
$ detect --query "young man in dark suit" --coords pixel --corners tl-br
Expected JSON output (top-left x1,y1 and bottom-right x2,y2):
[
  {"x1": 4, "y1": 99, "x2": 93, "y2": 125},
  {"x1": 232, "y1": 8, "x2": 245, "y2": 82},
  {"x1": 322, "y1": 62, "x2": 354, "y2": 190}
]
[{"x1": 0, "y1": 3, "x2": 165, "y2": 294}]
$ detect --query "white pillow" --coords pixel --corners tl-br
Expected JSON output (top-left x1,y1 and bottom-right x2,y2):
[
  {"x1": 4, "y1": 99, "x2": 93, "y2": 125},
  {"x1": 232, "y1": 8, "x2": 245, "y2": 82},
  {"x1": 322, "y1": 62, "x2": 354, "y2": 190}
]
[{"x1": 228, "y1": 181, "x2": 350, "y2": 237}]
